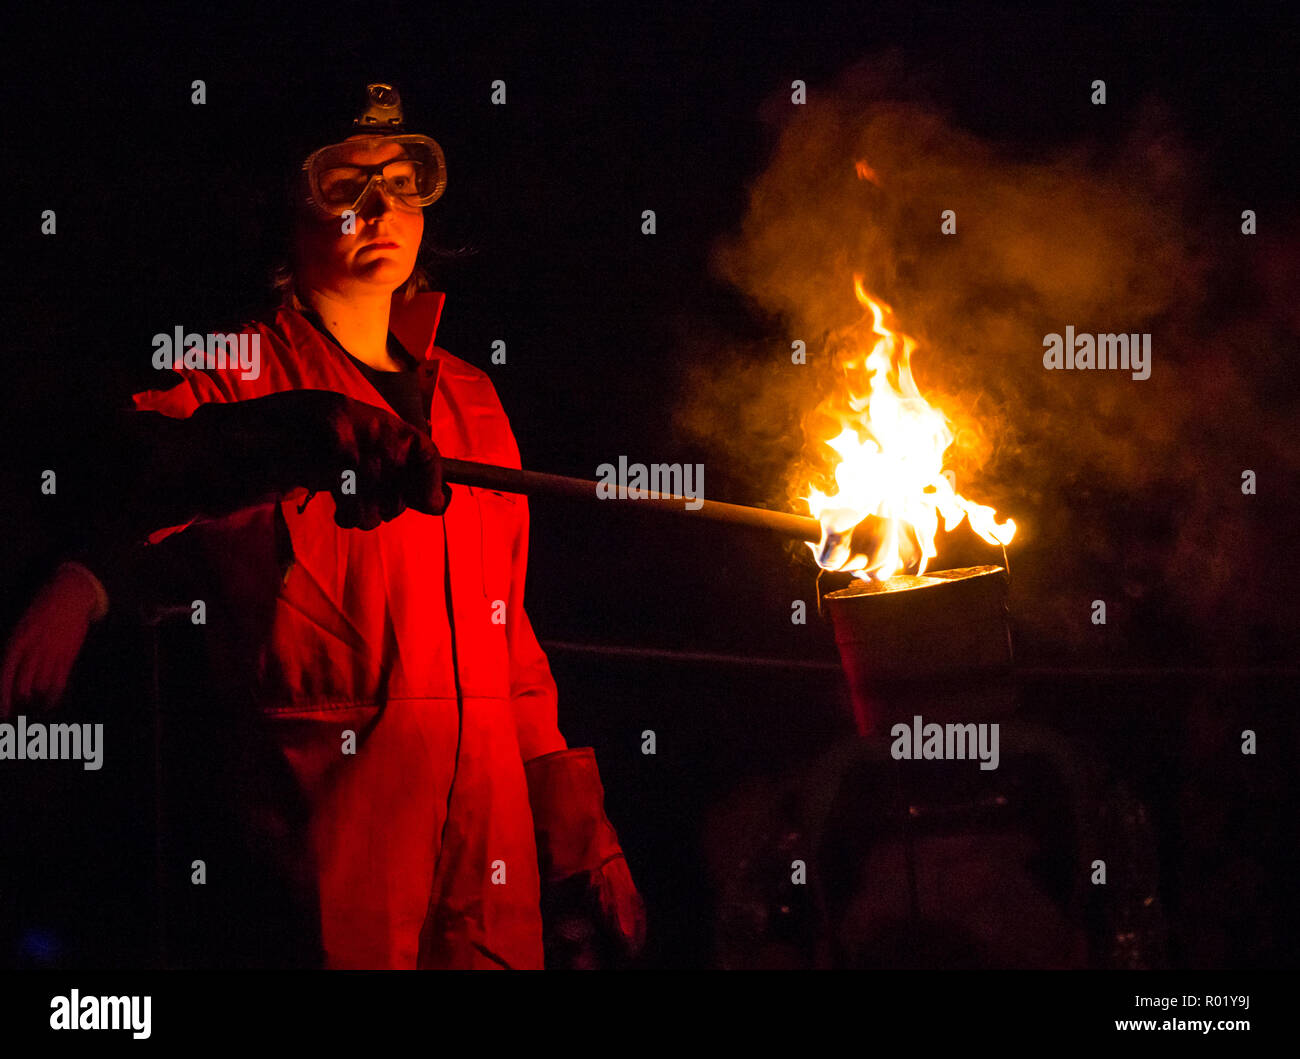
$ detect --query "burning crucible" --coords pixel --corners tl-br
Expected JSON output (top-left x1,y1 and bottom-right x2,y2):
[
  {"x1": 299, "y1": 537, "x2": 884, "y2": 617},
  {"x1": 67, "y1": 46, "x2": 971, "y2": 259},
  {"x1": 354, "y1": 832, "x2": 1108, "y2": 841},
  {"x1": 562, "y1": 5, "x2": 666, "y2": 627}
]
[{"x1": 822, "y1": 564, "x2": 1014, "y2": 737}]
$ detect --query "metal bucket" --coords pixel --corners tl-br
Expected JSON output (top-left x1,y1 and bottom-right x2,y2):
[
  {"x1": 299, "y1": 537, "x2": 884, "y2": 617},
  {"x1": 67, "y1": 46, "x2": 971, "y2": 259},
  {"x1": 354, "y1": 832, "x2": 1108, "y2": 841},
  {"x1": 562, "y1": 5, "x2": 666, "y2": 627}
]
[{"x1": 823, "y1": 565, "x2": 1014, "y2": 736}]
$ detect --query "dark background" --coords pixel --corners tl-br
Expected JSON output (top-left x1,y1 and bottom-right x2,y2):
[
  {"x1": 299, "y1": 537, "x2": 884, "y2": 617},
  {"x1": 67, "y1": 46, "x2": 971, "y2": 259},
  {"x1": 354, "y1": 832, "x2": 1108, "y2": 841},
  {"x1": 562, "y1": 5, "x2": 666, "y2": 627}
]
[{"x1": 1, "y1": 2, "x2": 1296, "y2": 969}]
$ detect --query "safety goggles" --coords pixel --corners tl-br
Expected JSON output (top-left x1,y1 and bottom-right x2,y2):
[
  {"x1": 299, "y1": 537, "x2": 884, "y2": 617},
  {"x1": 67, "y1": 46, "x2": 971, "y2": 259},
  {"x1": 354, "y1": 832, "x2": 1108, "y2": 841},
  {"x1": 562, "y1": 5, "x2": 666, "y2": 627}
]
[{"x1": 302, "y1": 134, "x2": 447, "y2": 217}]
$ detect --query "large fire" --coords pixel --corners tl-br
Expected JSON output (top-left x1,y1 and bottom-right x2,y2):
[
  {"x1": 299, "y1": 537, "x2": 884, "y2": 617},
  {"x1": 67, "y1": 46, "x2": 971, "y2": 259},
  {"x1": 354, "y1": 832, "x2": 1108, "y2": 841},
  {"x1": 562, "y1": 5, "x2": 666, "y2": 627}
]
[{"x1": 805, "y1": 276, "x2": 1016, "y2": 580}]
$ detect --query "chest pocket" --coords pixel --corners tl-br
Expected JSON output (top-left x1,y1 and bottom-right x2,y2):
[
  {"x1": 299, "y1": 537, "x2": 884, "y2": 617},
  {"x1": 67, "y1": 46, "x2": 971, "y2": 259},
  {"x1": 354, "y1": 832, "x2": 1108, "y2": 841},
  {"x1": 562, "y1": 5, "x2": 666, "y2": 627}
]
[{"x1": 475, "y1": 488, "x2": 520, "y2": 608}]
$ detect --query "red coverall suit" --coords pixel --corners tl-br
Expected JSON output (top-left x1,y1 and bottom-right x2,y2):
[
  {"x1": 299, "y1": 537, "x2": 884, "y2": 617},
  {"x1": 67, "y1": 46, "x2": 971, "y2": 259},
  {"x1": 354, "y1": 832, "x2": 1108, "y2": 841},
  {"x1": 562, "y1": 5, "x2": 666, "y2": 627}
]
[{"x1": 130, "y1": 289, "x2": 616, "y2": 969}]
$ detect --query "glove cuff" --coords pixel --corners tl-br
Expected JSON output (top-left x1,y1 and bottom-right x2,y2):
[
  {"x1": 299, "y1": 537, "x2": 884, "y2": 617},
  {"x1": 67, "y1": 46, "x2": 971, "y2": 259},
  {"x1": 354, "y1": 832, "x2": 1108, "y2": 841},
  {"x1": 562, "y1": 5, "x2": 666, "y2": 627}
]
[
  {"x1": 524, "y1": 747, "x2": 624, "y2": 884},
  {"x1": 56, "y1": 561, "x2": 110, "y2": 622}
]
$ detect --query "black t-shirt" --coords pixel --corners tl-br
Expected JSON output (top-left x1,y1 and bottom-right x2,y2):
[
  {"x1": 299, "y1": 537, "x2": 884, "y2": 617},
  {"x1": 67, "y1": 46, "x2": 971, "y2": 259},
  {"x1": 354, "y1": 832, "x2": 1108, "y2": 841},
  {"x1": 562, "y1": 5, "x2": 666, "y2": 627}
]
[
  {"x1": 300, "y1": 309, "x2": 431, "y2": 431},
  {"x1": 344, "y1": 341, "x2": 430, "y2": 431}
]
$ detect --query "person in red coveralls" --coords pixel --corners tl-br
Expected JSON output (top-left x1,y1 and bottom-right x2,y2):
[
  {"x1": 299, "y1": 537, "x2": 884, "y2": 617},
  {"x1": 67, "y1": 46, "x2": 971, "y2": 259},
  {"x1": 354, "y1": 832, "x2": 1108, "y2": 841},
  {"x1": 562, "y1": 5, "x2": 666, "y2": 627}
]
[{"x1": 0, "y1": 83, "x2": 645, "y2": 970}]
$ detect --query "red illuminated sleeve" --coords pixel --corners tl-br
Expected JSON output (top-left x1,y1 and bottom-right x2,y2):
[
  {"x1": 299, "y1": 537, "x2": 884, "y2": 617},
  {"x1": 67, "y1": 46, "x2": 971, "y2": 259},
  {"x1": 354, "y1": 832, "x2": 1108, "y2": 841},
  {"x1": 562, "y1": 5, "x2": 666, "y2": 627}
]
[
  {"x1": 507, "y1": 492, "x2": 569, "y2": 762},
  {"x1": 128, "y1": 366, "x2": 239, "y2": 544},
  {"x1": 71, "y1": 367, "x2": 246, "y2": 619}
]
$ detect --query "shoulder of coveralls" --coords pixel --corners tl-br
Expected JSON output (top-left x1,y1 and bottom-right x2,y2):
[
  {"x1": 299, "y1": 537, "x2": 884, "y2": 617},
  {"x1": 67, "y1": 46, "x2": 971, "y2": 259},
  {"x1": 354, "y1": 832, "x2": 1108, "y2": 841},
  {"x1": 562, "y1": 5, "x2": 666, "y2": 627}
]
[
  {"x1": 129, "y1": 309, "x2": 309, "y2": 417},
  {"x1": 428, "y1": 343, "x2": 524, "y2": 471}
]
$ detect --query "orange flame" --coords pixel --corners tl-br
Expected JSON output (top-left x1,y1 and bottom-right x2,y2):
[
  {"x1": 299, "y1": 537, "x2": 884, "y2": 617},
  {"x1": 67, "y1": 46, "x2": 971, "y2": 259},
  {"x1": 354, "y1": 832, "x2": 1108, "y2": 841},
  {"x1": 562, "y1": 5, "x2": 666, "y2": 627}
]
[
  {"x1": 854, "y1": 159, "x2": 880, "y2": 185},
  {"x1": 805, "y1": 276, "x2": 1016, "y2": 579}
]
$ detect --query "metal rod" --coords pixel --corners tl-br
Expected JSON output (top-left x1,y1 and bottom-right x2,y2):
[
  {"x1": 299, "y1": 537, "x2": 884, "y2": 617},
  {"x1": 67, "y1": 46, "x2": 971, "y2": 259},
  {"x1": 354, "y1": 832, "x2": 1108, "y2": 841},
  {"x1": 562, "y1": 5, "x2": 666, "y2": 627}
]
[
  {"x1": 541, "y1": 639, "x2": 843, "y2": 670},
  {"x1": 442, "y1": 457, "x2": 823, "y2": 542}
]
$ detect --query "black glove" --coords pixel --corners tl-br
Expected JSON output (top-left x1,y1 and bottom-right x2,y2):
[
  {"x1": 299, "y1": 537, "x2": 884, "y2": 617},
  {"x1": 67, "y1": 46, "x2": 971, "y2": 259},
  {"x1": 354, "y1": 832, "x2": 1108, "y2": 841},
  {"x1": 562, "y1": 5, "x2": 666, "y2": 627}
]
[
  {"x1": 87, "y1": 390, "x2": 447, "y2": 539},
  {"x1": 64, "y1": 391, "x2": 448, "y2": 616},
  {"x1": 189, "y1": 390, "x2": 448, "y2": 529}
]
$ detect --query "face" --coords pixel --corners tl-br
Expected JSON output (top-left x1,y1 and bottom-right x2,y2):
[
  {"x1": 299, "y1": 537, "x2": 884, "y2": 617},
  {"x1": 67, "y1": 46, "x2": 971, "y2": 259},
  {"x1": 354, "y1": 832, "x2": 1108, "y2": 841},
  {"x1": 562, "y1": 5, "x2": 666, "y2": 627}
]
[{"x1": 293, "y1": 137, "x2": 425, "y2": 298}]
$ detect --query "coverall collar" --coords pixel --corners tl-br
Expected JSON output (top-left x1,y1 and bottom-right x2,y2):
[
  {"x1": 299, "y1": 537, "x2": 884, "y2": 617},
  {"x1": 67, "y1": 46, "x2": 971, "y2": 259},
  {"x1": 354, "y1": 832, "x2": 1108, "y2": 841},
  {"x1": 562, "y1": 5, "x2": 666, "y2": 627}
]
[{"x1": 388, "y1": 289, "x2": 447, "y2": 363}]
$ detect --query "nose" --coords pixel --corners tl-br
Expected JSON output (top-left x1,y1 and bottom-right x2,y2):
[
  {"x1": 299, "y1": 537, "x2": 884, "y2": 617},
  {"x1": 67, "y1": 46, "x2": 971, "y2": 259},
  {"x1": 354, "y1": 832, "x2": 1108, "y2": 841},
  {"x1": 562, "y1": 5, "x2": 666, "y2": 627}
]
[{"x1": 356, "y1": 175, "x2": 401, "y2": 220}]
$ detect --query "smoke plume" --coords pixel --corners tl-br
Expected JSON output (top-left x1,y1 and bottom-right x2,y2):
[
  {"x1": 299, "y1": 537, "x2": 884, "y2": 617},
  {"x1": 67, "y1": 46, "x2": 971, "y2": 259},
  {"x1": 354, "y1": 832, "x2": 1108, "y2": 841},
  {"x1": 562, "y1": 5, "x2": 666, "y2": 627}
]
[{"x1": 675, "y1": 58, "x2": 1299, "y2": 664}]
